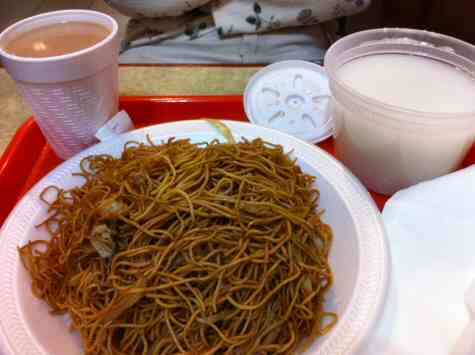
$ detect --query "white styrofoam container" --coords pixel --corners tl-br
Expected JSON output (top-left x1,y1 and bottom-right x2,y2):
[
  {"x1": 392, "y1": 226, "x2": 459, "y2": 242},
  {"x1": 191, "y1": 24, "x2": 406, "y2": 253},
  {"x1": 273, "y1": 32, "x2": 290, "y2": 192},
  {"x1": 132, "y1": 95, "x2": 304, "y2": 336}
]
[
  {"x1": 0, "y1": 120, "x2": 389, "y2": 355},
  {"x1": 0, "y1": 10, "x2": 120, "y2": 159}
]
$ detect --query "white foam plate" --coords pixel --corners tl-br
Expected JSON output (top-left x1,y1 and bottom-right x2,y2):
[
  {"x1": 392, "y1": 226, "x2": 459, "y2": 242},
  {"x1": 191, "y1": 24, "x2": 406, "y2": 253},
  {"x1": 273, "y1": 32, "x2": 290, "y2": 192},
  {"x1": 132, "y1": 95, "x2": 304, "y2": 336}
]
[{"x1": 0, "y1": 120, "x2": 389, "y2": 355}]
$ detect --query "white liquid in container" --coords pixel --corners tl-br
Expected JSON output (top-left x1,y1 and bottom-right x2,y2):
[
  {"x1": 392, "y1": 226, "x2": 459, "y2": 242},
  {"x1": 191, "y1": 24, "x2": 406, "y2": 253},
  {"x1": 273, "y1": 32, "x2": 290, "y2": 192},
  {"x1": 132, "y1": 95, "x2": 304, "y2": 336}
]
[
  {"x1": 338, "y1": 54, "x2": 475, "y2": 113},
  {"x1": 331, "y1": 53, "x2": 475, "y2": 194}
]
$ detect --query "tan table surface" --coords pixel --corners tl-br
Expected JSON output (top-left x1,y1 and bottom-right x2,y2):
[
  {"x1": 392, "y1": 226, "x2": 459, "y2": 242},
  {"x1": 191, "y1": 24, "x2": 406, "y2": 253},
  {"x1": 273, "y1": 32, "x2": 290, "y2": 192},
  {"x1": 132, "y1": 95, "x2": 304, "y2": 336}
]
[{"x1": 0, "y1": 66, "x2": 260, "y2": 155}]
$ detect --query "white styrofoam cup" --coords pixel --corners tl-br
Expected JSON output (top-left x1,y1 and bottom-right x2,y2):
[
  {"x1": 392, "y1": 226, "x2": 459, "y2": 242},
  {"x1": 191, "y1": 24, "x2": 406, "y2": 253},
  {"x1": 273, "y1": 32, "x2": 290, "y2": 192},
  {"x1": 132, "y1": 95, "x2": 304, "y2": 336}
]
[{"x1": 0, "y1": 10, "x2": 119, "y2": 159}]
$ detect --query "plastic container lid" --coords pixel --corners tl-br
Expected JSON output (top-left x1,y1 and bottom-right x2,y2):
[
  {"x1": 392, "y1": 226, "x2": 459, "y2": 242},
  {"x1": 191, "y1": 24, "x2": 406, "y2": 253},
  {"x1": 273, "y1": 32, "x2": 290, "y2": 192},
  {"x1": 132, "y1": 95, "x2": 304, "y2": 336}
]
[{"x1": 244, "y1": 60, "x2": 332, "y2": 143}]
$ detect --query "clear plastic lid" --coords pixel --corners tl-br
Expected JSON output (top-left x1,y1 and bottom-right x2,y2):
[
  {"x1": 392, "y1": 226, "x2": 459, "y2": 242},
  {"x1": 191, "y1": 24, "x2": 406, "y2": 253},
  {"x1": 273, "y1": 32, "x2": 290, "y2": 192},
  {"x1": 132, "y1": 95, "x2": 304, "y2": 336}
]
[{"x1": 244, "y1": 60, "x2": 332, "y2": 143}]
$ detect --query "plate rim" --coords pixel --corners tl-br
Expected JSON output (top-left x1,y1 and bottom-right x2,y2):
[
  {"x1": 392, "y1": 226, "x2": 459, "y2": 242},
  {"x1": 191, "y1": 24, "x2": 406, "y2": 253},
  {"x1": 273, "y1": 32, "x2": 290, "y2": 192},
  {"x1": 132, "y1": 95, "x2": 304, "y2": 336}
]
[{"x1": 0, "y1": 120, "x2": 390, "y2": 355}]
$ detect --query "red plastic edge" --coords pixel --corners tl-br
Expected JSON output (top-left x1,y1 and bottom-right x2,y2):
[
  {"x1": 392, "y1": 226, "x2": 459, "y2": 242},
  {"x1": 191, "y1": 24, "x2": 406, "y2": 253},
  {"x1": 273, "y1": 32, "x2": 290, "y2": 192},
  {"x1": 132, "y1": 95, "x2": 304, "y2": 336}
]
[{"x1": 0, "y1": 118, "x2": 46, "y2": 226}]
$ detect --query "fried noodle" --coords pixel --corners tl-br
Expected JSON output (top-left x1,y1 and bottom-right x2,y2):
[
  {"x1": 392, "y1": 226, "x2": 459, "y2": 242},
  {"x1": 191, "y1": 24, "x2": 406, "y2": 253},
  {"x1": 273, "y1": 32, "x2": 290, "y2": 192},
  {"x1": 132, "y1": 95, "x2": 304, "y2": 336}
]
[{"x1": 19, "y1": 138, "x2": 336, "y2": 355}]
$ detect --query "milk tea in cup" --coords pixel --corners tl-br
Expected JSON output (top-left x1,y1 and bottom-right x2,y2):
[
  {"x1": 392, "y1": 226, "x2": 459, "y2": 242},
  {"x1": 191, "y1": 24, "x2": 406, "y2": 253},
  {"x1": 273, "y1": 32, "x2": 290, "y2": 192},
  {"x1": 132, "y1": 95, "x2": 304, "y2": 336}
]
[
  {"x1": 0, "y1": 10, "x2": 119, "y2": 159},
  {"x1": 4, "y1": 21, "x2": 110, "y2": 58}
]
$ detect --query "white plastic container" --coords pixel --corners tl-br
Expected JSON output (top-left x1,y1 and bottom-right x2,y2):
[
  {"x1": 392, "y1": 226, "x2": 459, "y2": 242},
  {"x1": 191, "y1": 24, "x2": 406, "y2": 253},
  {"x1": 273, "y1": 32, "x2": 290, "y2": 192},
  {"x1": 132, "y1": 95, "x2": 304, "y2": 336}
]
[
  {"x1": 0, "y1": 10, "x2": 119, "y2": 159},
  {"x1": 325, "y1": 28, "x2": 475, "y2": 195}
]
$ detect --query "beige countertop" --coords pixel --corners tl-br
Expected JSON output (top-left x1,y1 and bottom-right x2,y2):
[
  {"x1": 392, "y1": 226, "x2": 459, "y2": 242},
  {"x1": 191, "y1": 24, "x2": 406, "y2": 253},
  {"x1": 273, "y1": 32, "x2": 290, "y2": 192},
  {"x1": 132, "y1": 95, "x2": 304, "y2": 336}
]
[{"x1": 0, "y1": 66, "x2": 260, "y2": 155}]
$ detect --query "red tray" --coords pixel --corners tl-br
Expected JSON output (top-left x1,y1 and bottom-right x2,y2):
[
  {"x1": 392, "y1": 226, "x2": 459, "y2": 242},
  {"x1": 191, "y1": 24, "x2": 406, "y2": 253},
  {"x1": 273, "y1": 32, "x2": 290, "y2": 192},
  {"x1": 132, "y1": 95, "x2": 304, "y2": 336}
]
[{"x1": 1, "y1": 95, "x2": 473, "y2": 227}]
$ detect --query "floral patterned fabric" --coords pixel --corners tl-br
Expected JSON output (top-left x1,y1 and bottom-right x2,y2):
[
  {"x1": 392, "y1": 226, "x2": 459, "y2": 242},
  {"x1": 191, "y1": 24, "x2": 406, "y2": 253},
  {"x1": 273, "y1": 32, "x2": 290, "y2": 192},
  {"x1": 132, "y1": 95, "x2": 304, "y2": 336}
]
[
  {"x1": 107, "y1": 0, "x2": 370, "y2": 54},
  {"x1": 212, "y1": 0, "x2": 370, "y2": 36}
]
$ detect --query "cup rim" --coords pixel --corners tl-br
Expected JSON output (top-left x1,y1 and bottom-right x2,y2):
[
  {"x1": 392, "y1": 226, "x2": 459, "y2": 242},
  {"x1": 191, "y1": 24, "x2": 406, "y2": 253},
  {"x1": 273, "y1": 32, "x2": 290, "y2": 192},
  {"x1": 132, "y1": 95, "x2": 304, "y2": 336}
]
[
  {"x1": 324, "y1": 27, "x2": 475, "y2": 121},
  {"x1": 0, "y1": 9, "x2": 118, "y2": 63}
]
